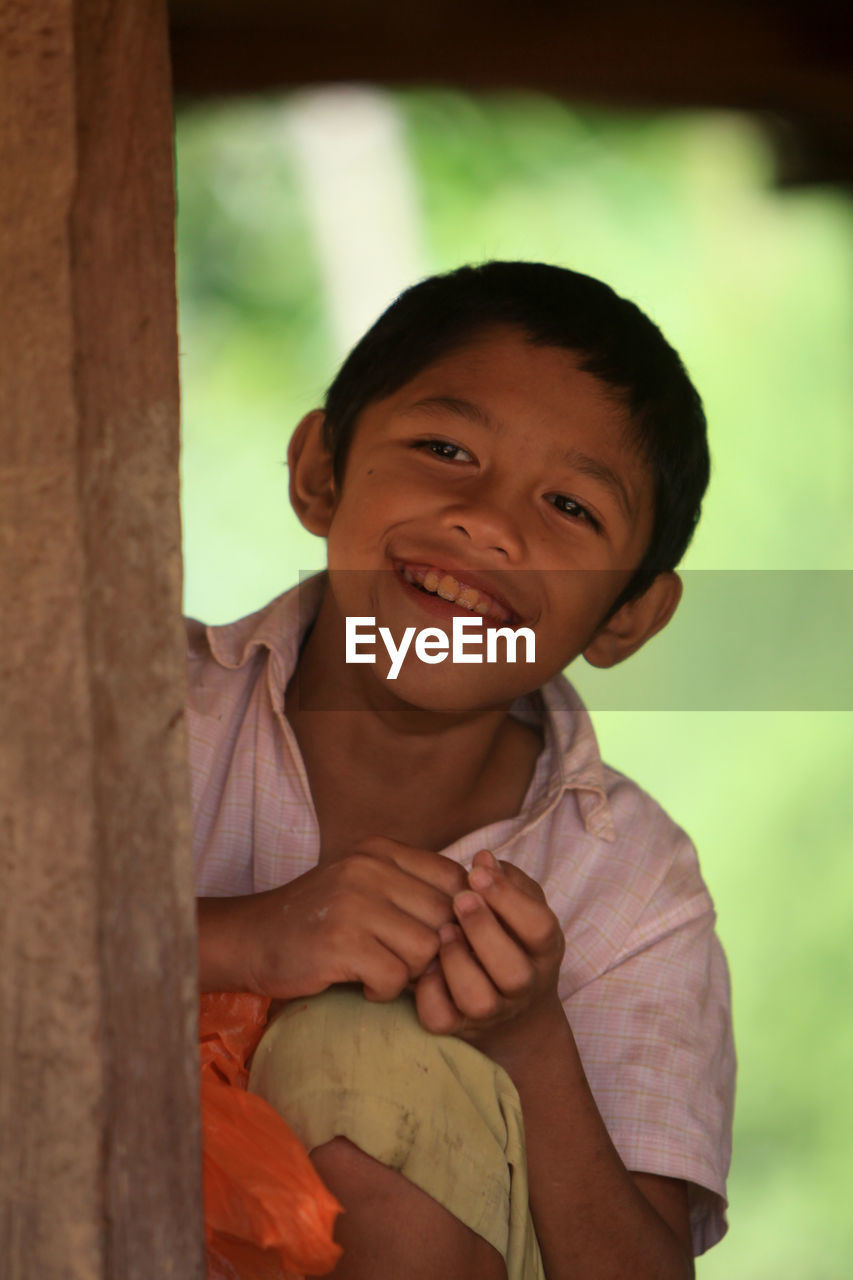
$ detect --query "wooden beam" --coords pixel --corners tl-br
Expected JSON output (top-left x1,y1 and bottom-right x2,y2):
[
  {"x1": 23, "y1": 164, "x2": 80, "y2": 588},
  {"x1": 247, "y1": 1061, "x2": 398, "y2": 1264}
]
[
  {"x1": 167, "y1": 0, "x2": 853, "y2": 186},
  {"x1": 0, "y1": 2, "x2": 204, "y2": 1276},
  {"x1": 167, "y1": 0, "x2": 851, "y2": 107}
]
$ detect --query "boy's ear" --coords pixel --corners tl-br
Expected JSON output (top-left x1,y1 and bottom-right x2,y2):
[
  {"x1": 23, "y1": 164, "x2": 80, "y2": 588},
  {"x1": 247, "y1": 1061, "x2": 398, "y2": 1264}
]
[
  {"x1": 583, "y1": 571, "x2": 682, "y2": 669},
  {"x1": 287, "y1": 409, "x2": 337, "y2": 537}
]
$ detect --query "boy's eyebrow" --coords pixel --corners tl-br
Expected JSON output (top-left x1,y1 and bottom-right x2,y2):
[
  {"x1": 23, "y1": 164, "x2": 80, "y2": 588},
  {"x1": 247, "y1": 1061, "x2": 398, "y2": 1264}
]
[
  {"x1": 560, "y1": 447, "x2": 633, "y2": 520},
  {"x1": 407, "y1": 394, "x2": 634, "y2": 519},
  {"x1": 409, "y1": 395, "x2": 495, "y2": 430}
]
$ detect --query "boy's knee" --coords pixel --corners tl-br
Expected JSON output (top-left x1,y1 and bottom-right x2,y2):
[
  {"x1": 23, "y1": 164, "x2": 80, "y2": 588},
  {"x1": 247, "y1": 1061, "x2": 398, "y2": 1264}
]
[{"x1": 248, "y1": 987, "x2": 525, "y2": 1267}]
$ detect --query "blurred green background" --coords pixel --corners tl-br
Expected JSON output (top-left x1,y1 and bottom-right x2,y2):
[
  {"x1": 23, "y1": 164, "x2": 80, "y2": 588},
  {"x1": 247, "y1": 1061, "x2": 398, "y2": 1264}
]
[{"x1": 175, "y1": 89, "x2": 853, "y2": 1277}]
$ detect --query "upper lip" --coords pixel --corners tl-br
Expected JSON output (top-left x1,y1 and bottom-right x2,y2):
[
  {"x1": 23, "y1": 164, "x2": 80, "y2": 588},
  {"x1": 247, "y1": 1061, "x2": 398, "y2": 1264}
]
[{"x1": 392, "y1": 557, "x2": 529, "y2": 625}]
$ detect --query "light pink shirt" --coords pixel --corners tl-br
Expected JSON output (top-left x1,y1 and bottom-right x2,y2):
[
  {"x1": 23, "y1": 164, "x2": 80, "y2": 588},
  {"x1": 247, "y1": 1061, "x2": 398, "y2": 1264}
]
[{"x1": 188, "y1": 574, "x2": 734, "y2": 1255}]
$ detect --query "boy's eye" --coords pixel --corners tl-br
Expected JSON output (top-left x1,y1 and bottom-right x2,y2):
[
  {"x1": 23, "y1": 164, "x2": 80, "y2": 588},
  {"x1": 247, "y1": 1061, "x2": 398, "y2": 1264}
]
[
  {"x1": 547, "y1": 493, "x2": 600, "y2": 530},
  {"x1": 414, "y1": 439, "x2": 474, "y2": 463}
]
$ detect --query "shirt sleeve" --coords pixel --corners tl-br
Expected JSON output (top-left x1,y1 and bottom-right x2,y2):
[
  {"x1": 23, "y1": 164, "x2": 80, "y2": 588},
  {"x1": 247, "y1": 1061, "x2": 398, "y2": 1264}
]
[
  {"x1": 564, "y1": 906, "x2": 735, "y2": 1256},
  {"x1": 185, "y1": 623, "x2": 262, "y2": 897}
]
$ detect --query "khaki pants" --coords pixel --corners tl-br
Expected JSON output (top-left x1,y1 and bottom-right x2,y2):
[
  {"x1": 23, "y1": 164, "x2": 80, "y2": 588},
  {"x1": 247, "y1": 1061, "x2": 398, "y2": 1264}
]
[{"x1": 249, "y1": 986, "x2": 545, "y2": 1280}]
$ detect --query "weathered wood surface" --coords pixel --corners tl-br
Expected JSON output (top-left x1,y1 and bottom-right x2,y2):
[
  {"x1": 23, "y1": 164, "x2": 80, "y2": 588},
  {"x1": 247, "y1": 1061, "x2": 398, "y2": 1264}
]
[{"x1": 0, "y1": 2, "x2": 203, "y2": 1276}]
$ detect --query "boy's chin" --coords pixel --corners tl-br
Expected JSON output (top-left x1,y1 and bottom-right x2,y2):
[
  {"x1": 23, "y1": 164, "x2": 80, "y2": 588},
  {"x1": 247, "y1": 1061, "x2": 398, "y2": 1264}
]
[{"x1": 372, "y1": 662, "x2": 538, "y2": 716}]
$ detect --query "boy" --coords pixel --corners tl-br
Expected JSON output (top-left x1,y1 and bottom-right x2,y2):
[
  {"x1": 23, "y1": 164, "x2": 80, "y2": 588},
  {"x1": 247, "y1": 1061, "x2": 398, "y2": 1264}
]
[{"x1": 191, "y1": 262, "x2": 735, "y2": 1279}]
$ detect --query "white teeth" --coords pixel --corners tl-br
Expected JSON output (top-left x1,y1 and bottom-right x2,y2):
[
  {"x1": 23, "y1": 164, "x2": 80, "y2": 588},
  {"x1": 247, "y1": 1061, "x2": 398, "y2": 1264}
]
[
  {"x1": 436, "y1": 574, "x2": 459, "y2": 601},
  {"x1": 423, "y1": 568, "x2": 441, "y2": 593},
  {"x1": 456, "y1": 586, "x2": 479, "y2": 609},
  {"x1": 403, "y1": 566, "x2": 416, "y2": 584}
]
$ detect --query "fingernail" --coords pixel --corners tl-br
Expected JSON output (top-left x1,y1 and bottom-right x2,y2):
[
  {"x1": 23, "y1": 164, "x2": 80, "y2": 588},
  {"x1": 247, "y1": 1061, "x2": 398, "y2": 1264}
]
[
  {"x1": 454, "y1": 890, "x2": 483, "y2": 917},
  {"x1": 469, "y1": 867, "x2": 492, "y2": 892},
  {"x1": 440, "y1": 923, "x2": 459, "y2": 945}
]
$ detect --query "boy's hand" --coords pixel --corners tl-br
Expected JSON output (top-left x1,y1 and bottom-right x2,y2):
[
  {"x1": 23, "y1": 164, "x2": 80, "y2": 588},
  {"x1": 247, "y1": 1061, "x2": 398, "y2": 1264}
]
[
  {"x1": 413, "y1": 849, "x2": 567, "y2": 1064},
  {"x1": 198, "y1": 837, "x2": 468, "y2": 1003}
]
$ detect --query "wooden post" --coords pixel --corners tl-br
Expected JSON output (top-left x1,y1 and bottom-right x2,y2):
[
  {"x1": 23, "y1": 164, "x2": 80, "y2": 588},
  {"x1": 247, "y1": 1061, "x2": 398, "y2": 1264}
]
[{"x1": 0, "y1": 3, "x2": 204, "y2": 1276}]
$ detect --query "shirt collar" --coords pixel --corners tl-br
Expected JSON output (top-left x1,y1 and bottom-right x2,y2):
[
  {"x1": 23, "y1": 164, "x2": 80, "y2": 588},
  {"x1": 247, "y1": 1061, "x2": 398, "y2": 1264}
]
[
  {"x1": 205, "y1": 572, "x2": 615, "y2": 841},
  {"x1": 531, "y1": 679, "x2": 616, "y2": 841},
  {"x1": 206, "y1": 572, "x2": 326, "y2": 690}
]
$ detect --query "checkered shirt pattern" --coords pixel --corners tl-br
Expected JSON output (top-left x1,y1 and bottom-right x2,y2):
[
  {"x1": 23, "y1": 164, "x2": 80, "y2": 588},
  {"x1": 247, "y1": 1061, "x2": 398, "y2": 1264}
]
[{"x1": 188, "y1": 573, "x2": 735, "y2": 1255}]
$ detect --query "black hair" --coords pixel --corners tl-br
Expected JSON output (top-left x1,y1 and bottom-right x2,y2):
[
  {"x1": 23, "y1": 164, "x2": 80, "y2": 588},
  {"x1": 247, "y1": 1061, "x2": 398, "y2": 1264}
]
[{"x1": 322, "y1": 261, "x2": 710, "y2": 610}]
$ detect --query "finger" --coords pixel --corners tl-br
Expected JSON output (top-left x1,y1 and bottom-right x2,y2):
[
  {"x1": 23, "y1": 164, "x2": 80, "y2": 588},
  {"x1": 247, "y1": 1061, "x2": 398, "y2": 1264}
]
[
  {"x1": 361, "y1": 953, "x2": 412, "y2": 1002},
  {"x1": 313, "y1": 876, "x2": 442, "y2": 981},
  {"x1": 466, "y1": 862, "x2": 562, "y2": 957},
  {"x1": 472, "y1": 848, "x2": 544, "y2": 900},
  {"x1": 414, "y1": 962, "x2": 462, "y2": 1035},
  {"x1": 331, "y1": 853, "x2": 456, "y2": 931},
  {"x1": 356, "y1": 836, "x2": 468, "y2": 897},
  {"x1": 359, "y1": 897, "x2": 442, "y2": 980},
  {"x1": 438, "y1": 922, "x2": 504, "y2": 1023},
  {"x1": 497, "y1": 860, "x2": 546, "y2": 899},
  {"x1": 336, "y1": 937, "x2": 414, "y2": 1003},
  {"x1": 471, "y1": 847, "x2": 498, "y2": 872},
  {"x1": 452, "y1": 891, "x2": 535, "y2": 998}
]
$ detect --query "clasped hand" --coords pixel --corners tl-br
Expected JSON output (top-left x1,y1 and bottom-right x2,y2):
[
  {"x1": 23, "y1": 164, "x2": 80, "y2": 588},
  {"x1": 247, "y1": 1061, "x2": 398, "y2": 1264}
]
[
  {"x1": 413, "y1": 846, "x2": 566, "y2": 1056},
  {"x1": 240, "y1": 836, "x2": 565, "y2": 1052}
]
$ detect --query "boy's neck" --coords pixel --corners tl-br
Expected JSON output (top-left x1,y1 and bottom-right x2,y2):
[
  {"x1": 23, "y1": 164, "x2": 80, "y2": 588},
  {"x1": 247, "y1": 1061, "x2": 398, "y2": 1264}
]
[{"x1": 284, "y1": 588, "x2": 543, "y2": 856}]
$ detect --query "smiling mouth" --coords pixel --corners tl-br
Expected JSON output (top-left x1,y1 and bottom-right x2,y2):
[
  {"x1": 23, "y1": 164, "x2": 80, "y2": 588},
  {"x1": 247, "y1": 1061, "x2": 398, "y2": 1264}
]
[{"x1": 394, "y1": 562, "x2": 517, "y2": 624}]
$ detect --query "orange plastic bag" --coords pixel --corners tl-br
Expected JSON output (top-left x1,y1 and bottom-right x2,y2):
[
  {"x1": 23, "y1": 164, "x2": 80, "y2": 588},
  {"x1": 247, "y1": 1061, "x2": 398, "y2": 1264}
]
[{"x1": 200, "y1": 992, "x2": 343, "y2": 1279}]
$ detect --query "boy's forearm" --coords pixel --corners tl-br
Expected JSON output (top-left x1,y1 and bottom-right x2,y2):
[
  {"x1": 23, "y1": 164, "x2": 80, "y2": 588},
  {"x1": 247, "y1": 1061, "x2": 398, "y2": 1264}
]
[
  {"x1": 491, "y1": 1003, "x2": 694, "y2": 1280},
  {"x1": 197, "y1": 895, "x2": 255, "y2": 992}
]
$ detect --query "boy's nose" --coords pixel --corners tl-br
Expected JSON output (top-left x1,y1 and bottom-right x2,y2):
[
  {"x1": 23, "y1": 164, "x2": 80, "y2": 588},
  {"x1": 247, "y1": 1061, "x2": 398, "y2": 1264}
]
[{"x1": 442, "y1": 493, "x2": 525, "y2": 560}]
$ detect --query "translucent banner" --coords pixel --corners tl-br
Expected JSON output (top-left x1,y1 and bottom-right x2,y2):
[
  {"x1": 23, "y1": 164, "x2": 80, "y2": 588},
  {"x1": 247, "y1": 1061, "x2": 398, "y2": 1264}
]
[{"x1": 294, "y1": 569, "x2": 853, "y2": 711}]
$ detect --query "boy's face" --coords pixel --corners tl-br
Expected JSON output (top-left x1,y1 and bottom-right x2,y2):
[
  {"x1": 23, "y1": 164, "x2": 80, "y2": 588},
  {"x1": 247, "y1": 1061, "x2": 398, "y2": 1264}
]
[{"x1": 312, "y1": 327, "x2": 660, "y2": 712}]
